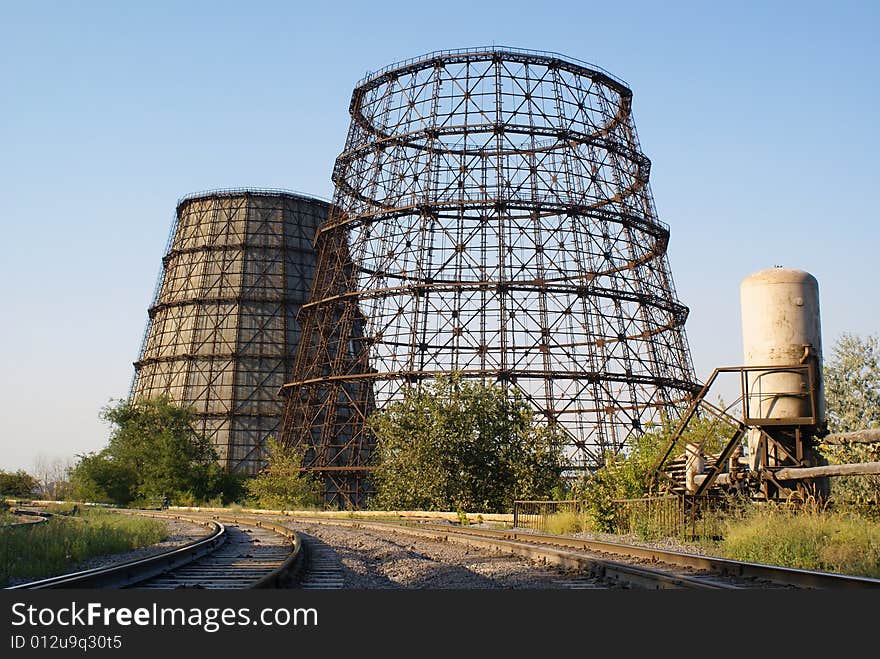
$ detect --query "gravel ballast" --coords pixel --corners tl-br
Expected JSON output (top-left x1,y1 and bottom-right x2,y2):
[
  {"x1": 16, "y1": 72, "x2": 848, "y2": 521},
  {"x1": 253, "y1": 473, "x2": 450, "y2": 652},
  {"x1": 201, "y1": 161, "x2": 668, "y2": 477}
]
[{"x1": 283, "y1": 520, "x2": 614, "y2": 589}]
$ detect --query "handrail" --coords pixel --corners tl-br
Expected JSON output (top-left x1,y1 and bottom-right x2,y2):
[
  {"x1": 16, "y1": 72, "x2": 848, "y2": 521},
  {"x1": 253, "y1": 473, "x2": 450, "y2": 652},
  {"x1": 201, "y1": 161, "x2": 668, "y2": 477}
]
[
  {"x1": 356, "y1": 45, "x2": 629, "y2": 90},
  {"x1": 648, "y1": 363, "x2": 819, "y2": 489},
  {"x1": 176, "y1": 187, "x2": 332, "y2": 209},
  {"x1": 648, "y1": 368, "x2": 727, "y2": 485}
]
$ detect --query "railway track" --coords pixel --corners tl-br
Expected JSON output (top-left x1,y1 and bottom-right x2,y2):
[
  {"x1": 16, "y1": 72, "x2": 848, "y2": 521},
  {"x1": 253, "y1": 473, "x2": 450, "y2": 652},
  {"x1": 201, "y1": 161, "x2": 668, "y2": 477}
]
[
  {"x1": 294, "y1": 533, "x2": 346, "y2": 590},
  {"x1": 411, "y1": 523, "x2": 880, "y2": 589},
  {"x1": 12, "y1": 507, "x2": 880, "y2": 590},
  {"x1": 345, "y1": 518, "x2": 880, "y2": 589},
  {"x1": 278, "y1": 516, "x2": 737, "y2": 589},
  {"x1": 212, "y1": 512, "x2": 880, "y2": 590},
  {"x1": 7, "y1": 513, "x2": 302, "y2": 590},
  {"x1": 167, "y1": 512, "x2": 346, "y2": 590},
  {"x1": 158, "y1": 511, "x2": 738, "y2": 589}
]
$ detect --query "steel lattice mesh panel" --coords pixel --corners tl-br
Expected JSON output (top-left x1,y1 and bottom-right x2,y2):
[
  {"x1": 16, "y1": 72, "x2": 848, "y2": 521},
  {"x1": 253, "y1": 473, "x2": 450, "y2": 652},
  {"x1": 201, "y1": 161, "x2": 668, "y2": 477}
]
[
  {"x1": 281, "y1": 48, "x2": 699, "y2": 507},
  {"x1": 133, "y1": 190, "x2": 327, "y2": 473}
]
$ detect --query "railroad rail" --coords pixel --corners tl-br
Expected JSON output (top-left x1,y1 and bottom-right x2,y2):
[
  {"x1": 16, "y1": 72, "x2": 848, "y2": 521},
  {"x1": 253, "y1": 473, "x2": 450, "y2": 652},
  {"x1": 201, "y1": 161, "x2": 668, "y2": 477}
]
[
  {"x1": 270, "y1": 516, "x2": 735, "y2": 590},
  {"x1": 4, "y1": 508, "x2": 51, "y2": 528},
  {"x1": 7, "y1": 512, "x2": 303, "y2": 590},
  {"x1": 192, "y1": 511, "x2": 880, "y2": 590},
  {"x1": 371, "y1": 520, "x2": 880, "y2": 589},
  {"x1": 11, "y1": 507, "x2": 880, "y2": 590}
]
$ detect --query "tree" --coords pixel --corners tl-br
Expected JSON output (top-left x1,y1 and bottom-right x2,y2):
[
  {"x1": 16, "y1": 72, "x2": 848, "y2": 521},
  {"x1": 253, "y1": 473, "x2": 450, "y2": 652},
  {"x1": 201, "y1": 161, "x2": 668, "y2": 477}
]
[
  {"x1": 69, "y1": 450, "x2": 139, "y2": 504},
  {"x1": 69, "y1": 396, "x2": 226, "y2": 505},
  {"x1": 824, "y1": 333, "x2": 880, "y2": 433},
  {"x1": 31, "y1": 455, "x2": 74, "y2": 501},
  {"x1": 573, "y1": 414, "x2": 732, "y2": 532},
  {"x1": 0, "y1": 469, "x2": 39, "y2": 498},
  {"x1": 821, "y1": 333, "x2": 880, "y2": 508},
  {"x1": 368, "y1": 376, "x2": 565, "y2": 513},
  {"x1": 245, "y1": 438, "x2": 322, "y2": 510}
]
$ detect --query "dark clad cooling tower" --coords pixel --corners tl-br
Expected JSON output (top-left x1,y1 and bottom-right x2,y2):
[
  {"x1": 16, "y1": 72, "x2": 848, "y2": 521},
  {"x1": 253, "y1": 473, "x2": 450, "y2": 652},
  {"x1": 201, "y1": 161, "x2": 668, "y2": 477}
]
[{"x1": 132, "y1": 188, "x2": 327, "y2": 473}]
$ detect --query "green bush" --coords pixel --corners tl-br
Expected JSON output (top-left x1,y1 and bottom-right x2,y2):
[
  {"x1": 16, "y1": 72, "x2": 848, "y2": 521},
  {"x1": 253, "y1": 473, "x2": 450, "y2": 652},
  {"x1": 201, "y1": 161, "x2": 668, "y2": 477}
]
[
  {"x1": 573, "y1": 415, "x2": 731, "y2": 532},
  {"x1": 820, "y1": 333, "x2": 880, "y2": 510},
  {"x1": 0, "y1": 470, "x2": 39, "y2": 498},
  {"x1": 369, "y1": 375, "x2": 565, "y2": 513},
  {"x1": 69, "y1": 397, "x2": 247, "y2": 507},
  {"x1": 245, "y1": 438, "x2": 322, "y2": 510}
]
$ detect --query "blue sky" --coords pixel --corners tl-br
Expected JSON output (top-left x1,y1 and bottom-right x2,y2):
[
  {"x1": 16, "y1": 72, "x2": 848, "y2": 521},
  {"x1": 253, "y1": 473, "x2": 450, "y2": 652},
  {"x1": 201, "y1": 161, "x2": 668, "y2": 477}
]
[{"x1": 1, "y1": 1, "x2": 877, "y2": 471}]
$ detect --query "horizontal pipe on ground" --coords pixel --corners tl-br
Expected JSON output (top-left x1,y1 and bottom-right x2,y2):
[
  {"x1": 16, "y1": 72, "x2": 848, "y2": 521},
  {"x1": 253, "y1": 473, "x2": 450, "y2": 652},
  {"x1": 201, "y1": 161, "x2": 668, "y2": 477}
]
[
  {"x1": 694, "y1": 473, "x2": 730, "y2": 486},
  {"x1": 821, "y1": 429, "x2": 880, "y2": 445},
  {"x1": 169, "y1": 505, "x2": 514, "y2": 524},
  {"x1": 5, "y1": 501, "x2": 516, "y2": 524},
  {"x1": 774, "y1": 462, "x2": 880, "y2": 481},
  {"x1": 2, "y1": 509, "x2": 50, "y2": 529}
]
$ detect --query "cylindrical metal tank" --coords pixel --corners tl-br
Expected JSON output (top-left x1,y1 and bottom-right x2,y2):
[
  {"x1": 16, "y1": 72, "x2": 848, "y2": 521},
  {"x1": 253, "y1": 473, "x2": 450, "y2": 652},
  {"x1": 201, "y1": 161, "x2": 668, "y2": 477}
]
[
  {"x1": 132, "y1": 189, "x2": 328, "y2": 474},
  {"x1": 740, "y1": 267, "x2": 824, "y2": 421}
]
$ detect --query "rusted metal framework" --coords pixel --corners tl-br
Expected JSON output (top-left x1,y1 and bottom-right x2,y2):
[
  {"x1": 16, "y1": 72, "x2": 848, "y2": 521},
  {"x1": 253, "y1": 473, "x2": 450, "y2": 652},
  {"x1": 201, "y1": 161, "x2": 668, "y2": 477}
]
[
  {"x1": 650, "y1": 362, "x2": 830, "y2": 500},
  {"x1": 280, "y1": 47, "x2": 698, "y2": 507},
  {"x1": 132, "y1": 189, "x2": 327, "y2": 474}
]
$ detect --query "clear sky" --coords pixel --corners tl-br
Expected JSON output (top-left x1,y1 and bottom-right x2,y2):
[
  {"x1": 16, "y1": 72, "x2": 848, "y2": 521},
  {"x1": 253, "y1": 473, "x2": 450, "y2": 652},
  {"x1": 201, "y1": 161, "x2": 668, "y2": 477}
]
[{"x1": 1, "y1": 1, "x2": 877, "y2": 472}]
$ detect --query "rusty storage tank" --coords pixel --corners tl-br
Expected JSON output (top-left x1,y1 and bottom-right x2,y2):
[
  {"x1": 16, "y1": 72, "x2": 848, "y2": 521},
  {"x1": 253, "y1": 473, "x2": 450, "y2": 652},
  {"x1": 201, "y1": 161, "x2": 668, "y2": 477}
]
[
  {"x1": 131, "y1": 189, "x2": 328, "y2": 474},
  {"x1": 740, "y1": 266, "x2": 824, "y2": 422}
]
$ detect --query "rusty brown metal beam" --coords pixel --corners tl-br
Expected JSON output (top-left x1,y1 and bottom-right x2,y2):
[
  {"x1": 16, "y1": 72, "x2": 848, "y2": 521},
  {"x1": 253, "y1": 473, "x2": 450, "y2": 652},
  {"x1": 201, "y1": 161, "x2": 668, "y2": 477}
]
[{"x1": 280, "y1": 47, "x2": 698, "y2": 507}]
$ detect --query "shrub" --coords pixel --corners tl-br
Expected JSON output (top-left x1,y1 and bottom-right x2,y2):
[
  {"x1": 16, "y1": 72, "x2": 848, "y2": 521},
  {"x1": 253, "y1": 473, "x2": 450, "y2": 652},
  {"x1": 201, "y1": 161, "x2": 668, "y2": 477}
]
[
  {"x1": 369, "y1": 375, "x2": 565, "y2": 513},
  {"x1": 573, "y1": 414, "x2": 731, "y2": 532},
  {"x1": 69, "y1": 397, "x2": 245, "y2": 507},
  {"x1": 0, "y1": 470, "x2": 39, "y2": 498},
  {"x1": 544, "y1": 510, "x2": 588, "y2": 535},
  {"x1": 245, "y1": 438, "x2": 322, "y2": 510}
]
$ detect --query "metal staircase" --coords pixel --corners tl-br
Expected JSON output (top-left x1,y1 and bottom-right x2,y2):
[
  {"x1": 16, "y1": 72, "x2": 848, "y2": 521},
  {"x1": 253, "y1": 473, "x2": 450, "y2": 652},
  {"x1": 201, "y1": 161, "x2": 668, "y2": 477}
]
[{"x1": 650, "y1": 361, "x2": 821, "y2": 498}]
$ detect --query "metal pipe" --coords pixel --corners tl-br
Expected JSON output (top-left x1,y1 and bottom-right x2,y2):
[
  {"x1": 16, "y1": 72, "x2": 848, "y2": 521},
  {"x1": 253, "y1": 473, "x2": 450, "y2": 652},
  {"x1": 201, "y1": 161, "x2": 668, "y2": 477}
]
[
  {"x1": 821, "y1": 429, "x2": 880, "y2": 445},
  {"x1": 694, "y1": 473, "x2": 730, "y2": 486},
  {"x1": 774, "y1": 462, "x2": 880, "y2": 481}
]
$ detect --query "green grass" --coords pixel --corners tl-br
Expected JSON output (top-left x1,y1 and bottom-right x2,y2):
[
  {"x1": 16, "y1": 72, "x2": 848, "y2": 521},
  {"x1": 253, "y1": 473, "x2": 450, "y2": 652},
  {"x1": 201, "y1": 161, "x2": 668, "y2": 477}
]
[
  {"x1": 42, "y1": 502, "x2": 85, "y2": 515},
  {"x1": 719, "y1": 506, "x2": 880, "y2": 577},
  {"x1": 544, "y1": 510, "x2": 588, "y2": 535},
  {"x1": 0, "y1": 509, "x2": 168, "y2": 586}
]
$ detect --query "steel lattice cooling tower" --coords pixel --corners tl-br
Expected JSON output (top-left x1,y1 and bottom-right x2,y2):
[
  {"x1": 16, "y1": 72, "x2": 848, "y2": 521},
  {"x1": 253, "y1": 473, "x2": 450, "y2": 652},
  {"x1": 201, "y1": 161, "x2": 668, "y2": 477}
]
[
  {"x1": 133, "y1": 189, "x2": 328, "y2": 474},
  {"x1": 281, "y1": 47, "x2": 699, "y2": 507}
]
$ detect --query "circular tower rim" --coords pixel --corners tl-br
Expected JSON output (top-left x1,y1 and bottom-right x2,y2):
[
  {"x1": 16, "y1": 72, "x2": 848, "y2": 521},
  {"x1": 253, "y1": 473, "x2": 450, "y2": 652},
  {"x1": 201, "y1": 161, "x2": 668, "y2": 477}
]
[
  {"x1": 176, "y1": 187, "x2": 332, "y2": 211},
  {"x1": 356, "y1": 45, "x2": 631, "y2": 94}
]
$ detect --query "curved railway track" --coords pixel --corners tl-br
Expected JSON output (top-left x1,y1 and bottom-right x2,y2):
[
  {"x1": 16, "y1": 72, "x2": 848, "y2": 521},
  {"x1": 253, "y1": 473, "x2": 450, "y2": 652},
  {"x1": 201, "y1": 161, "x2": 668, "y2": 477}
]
[
  {"x1": 10, "y1": 507, "x2": 880, "y2": 590},
  {"x1": 184, "y1": 511, "x2": 880, "y2": 590},
  {"x1": 339, "y1": 518, "x2": 880, "y2": 589},
  {"x1": 7, "y1": 513, "x2": 302, "y2": 590},
  {"x1": 4, "y1": 508, "x2": 51, "y2": 528}
]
